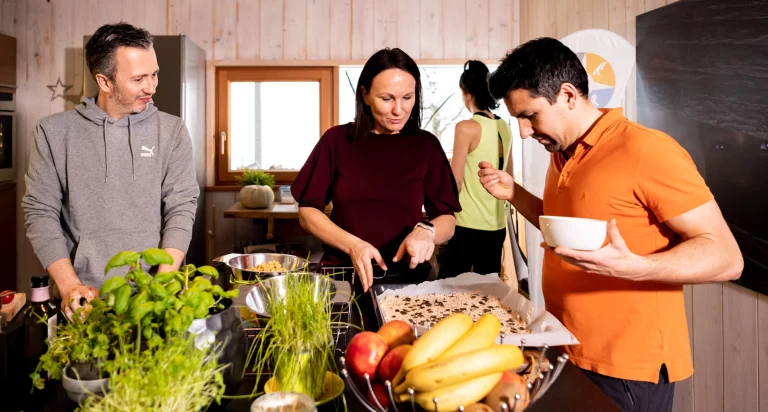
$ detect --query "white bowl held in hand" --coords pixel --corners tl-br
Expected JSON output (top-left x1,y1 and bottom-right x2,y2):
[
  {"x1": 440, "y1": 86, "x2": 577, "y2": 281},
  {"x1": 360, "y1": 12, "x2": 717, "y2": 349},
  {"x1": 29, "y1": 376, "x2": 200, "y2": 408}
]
[{"x1": 539, "y1": 216, "x2": 608, "y2": 251}]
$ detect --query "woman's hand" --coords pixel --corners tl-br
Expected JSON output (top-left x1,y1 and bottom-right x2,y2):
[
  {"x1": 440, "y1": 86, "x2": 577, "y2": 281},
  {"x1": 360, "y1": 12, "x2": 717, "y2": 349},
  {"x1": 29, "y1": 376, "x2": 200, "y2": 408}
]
[
  {"x1": 393, "y1": 226, "x2": 436, "y2": 269},
  {"x1": 349, "y1": 239, "x2": 387, "y2": 292}
]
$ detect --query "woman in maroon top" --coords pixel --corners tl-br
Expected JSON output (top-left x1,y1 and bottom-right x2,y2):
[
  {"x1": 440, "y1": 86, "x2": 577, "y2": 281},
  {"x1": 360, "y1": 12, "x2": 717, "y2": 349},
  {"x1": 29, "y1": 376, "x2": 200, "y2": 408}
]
[{"x1": 291, "y1": 48, "x2": 461, "y2": 292}]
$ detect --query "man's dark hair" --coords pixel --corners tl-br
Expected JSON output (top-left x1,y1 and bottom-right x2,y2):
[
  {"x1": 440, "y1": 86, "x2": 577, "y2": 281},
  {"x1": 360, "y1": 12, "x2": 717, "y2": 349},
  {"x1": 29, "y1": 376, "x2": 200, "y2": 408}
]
[
  {"x1": 489, "y1": 37, "x2": 589, "y2": 104},
  {"x1": 85, "y1": 22, "x2": 153, "y2": 82}
]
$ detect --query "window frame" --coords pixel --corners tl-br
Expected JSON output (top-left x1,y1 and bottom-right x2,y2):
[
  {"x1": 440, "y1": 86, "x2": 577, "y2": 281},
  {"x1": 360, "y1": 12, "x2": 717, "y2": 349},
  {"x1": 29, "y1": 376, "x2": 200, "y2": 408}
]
[{"x1": 215, "y1": 66, "x2": 336, "y2": 185}]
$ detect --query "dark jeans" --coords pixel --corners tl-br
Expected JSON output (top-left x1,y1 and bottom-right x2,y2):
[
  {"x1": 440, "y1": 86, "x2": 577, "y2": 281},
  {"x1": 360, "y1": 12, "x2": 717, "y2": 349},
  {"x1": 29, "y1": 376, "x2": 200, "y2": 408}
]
[
  {"x1": 438, "y1": 226, "x2": 506, "y2": 278},
  {"x1": 580, "y1": 365, "x2": 675, "y2": 412}
]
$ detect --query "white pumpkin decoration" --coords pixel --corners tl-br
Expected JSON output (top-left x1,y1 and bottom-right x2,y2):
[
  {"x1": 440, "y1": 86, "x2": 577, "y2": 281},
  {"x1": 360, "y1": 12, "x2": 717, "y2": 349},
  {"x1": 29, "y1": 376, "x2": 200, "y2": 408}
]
[{"x1": 240, "y1": 185, "x2": 274, "y2": 209}]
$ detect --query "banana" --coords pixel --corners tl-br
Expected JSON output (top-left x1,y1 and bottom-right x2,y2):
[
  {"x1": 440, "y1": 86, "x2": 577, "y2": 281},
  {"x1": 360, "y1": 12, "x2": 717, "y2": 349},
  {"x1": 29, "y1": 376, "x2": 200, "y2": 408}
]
[
  {"x1": 400, "y1": 313, "x2": 474, "y2": 373},
  {"x1": 414, "y1": 372, "x2": 503, "y2": 412},
  {"x1": 439, "y1": 313, "x2": 501, "y2": 359},
  {"x1": 403, "y1": 344, "x2": 524, "y2": 392}
]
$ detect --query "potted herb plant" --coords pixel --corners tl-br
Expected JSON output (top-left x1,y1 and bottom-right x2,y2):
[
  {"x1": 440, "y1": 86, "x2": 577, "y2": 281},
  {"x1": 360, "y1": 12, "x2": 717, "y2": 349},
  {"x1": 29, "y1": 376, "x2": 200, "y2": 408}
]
[
  {"x1": 31, "y1": 248, "x2": 247, "y2": 402},
  {"x1": 237, "y1": 169, "x2": 276, "y2": 209},
  {"x1": 248, "y1": 273, "x2": 344, "y2": 404},
  {"x1": 77, "y1": 332, "x2": 227, "y2": 412}
]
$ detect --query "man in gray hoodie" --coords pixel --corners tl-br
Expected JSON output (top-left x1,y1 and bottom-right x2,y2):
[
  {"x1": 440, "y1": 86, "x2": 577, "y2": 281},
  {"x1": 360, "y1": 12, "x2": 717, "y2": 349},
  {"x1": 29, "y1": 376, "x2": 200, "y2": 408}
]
[{"x1": 22, "y1": 23, "x2": 199, "y2": 320}]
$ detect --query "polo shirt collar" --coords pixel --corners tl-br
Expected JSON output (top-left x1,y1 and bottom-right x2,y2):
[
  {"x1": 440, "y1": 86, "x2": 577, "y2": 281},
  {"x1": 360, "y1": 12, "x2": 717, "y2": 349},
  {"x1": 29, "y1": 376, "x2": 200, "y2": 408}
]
[{"x1": 582, "y1": 107, "x2": 624, "y2": 147}]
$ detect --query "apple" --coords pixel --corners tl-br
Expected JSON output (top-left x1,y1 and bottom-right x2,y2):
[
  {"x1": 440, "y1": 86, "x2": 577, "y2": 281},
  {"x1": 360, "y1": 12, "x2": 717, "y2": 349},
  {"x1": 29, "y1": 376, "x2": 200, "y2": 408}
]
[
  {"x1": 376, "y1": 320, "x2": 414, "y2": 350},
  {"x1": 377, "y1": 344, "x2": 411, "y2": 382},
  {"x1": 367, "y1": 382, "x2": 391, "y2": 410},
  {"x1": 345, "y1": 331, "x2": 389, "y2": 380}
]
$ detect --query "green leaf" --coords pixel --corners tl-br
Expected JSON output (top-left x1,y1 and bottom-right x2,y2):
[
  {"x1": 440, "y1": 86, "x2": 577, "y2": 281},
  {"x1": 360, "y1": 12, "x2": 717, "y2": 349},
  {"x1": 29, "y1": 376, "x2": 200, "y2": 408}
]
[
  {"x1": 141, "y1": 248, "x2": 174, "y2": 266},
  {"x1": 104, "y1": 251, "x2": 140, "y2": 275},
  {"x1": 224, "y1": 289, "x2": 240, "y2": 299},
  {"x1": 196, "y1": 265, "x2": 219, "y2": 279}
]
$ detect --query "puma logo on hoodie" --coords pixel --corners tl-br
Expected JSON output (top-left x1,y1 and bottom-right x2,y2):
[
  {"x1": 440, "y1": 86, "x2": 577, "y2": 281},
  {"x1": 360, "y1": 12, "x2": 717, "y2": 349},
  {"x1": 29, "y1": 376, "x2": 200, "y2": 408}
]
[{"x1": 21, "y1": 95, "x2": 199, "y2": 289}]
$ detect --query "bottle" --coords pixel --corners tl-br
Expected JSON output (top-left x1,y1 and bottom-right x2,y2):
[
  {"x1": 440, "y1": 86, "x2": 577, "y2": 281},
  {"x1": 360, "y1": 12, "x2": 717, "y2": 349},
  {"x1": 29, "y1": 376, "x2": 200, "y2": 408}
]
[{"x1": 24, "y1": 275, "x2": 59, "y2": 376}]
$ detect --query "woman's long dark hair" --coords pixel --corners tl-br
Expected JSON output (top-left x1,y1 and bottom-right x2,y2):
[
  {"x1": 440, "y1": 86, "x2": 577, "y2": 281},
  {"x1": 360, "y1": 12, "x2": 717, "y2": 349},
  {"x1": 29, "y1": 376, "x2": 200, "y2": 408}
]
[
  {"x1": 350, "y1": 48, "x2": 423, "y2": 141},
  {"x1": 460, "y1": 60, "x2": 499, "y2": 112}
]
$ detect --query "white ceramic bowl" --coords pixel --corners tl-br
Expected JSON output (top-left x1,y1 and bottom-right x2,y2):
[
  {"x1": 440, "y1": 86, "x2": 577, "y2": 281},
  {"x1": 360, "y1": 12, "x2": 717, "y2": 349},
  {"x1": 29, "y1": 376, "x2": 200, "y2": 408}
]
[
  {"x1": 539, "y1": 216, "x2": 608, "y2": 251},
  {"x1": 61, "y1": 365, "x2": 109, "y2": 403}
]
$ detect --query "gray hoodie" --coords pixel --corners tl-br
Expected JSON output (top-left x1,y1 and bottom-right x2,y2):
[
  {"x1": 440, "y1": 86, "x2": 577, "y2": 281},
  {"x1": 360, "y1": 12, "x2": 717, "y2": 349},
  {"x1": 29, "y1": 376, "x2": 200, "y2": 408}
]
[{"x1": 22, "y1": 96, "x2": 199, "y2": 288}]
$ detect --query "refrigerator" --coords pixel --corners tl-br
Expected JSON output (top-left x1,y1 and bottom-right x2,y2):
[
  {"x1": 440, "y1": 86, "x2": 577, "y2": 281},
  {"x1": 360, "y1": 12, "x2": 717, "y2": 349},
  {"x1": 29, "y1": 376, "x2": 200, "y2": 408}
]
[{"x1": 83, "y1": 35, "x2": 207, "y2": 268}]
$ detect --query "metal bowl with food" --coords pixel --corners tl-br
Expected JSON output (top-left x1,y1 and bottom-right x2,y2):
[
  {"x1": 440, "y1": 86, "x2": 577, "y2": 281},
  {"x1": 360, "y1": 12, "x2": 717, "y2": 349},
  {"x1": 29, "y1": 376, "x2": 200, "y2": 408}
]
[{"x1": 213, "y1": 253, "x2": 310, "y2": 281}]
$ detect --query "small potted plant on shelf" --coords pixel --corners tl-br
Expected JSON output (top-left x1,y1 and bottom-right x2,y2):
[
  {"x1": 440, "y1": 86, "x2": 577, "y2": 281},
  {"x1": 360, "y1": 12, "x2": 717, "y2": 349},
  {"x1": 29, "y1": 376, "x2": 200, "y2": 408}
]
[{"x1": 237, "y1": 169, "x2": 276, "y2": 209}]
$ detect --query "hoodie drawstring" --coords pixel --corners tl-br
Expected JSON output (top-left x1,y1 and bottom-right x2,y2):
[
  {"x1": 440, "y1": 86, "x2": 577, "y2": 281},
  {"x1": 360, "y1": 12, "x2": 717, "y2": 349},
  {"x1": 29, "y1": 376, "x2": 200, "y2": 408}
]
[
  {"x1": 103, "y1": 118, "x2": 109, "y2": 183},
  {"x1": 128, "y1": 117, "x2": 136, "y2": 181}
]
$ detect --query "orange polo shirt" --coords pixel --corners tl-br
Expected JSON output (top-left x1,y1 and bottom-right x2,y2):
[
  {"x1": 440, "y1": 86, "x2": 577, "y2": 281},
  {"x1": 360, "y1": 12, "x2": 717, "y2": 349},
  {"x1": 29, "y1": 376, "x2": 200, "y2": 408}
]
[{"x1": 542, "y1": 108, "x2": 713, "y2": 383}]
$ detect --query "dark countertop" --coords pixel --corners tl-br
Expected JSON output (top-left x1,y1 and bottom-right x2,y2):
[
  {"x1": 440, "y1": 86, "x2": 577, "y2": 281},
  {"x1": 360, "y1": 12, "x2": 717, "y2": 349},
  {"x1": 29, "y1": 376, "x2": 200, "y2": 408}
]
[{"x1": 5, "y1": 292, "x2": 621, "y2": 412}]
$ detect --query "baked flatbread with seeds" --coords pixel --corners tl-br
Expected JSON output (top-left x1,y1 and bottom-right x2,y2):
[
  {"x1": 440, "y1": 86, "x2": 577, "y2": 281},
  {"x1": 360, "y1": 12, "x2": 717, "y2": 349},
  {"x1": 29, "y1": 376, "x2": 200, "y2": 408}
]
[{"x1": 378, "y1": 292, "x2": 530, "y2": 334}]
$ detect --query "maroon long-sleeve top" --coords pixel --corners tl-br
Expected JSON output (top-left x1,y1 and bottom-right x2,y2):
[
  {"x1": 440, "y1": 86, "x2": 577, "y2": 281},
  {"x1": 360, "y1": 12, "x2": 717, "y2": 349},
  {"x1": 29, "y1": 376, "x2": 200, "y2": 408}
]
[{"x1": 291, "y1": 123, "x2": 461, "y2": 268}]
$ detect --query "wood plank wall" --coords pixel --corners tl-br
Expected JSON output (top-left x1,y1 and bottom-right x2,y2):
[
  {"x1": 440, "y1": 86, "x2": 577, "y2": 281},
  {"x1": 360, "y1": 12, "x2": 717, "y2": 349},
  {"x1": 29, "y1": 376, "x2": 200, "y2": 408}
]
[
  {"x1": 1, "y1": 4, "x2": 766, "y2": 412},
  {"x1": 0, "y1": 0, "x2": 520, "y2": 292},
  {"x1": 518, "y1": 2, "x2": 768, "y2": 412}
]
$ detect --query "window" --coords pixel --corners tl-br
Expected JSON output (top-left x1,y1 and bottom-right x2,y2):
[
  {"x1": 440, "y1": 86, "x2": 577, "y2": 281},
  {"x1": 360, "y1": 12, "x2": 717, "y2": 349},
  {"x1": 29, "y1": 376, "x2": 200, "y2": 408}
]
[
  {"x1": 216, "y1": 67, "x2": 336, "y2": 184},
  {"x1": 216, "y1": 64, "x2": 521, "y2": 187}
]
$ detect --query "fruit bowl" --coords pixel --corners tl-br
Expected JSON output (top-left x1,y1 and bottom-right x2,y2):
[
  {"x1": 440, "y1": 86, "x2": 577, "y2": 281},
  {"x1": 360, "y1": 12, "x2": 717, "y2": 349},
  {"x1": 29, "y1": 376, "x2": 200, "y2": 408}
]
[{"x1": 341, "y1": 315, "x2": 570, "y2": 412}]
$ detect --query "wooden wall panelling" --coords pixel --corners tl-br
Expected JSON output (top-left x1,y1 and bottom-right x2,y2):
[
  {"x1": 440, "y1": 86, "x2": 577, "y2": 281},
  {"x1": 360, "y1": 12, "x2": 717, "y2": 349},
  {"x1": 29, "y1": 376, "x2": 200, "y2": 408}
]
[
  {"x1": 442, "y1": 0, "x2": 466, "y2": 59},
  {"x1": 759, "y1": 293, "x2": 768, "y2": 412},
  {"x1": 645, "y1": 0, "x2": 666, "y2": 12},
  {"x1": 98, "y1": 0, "x2": 122, "y2": 26},
  {"x1": 396, "y1": 0, "x2": 420, "y2": 58},
  {"x1": 723, "y1": 282, "x2": 759, "y2": 412},
  {"x1": 49, "y1": 0, "x2": 73, "y2": 115},
  {"x1": 236, "y1": 0, "x2": 260, "y2": 59},
  {"x1": 213, "y1": 0, "x2": 238, "y2": 61},
  {"x1": 189, "y1": 0, "x2": 214, "y2": 60},
  {"x1": 592, "y1": 0, "x2": 610, "y2": 29},
  {"x1": 207, "y1": 192, "x2": 237, "y2": 262},
  {"x1": 673, "y1": 284, "x2": 695, "y2": 412},
  {"x1": 168, "y1": 0, "x2": 191, "y2": 36},
  {"x1": 307, "y1": 0, "x2": 330, "y2": 60},
  {"x1": 419, "y1": 0, "x2": 443, "y2": 59},
  {"x1": 351, "y1": 0, "x2": 374, "y2": 59},
  {"x1": 488, "y1": 0, "x2": 515, "y2": 59},
  {"x1": 283, "y1": 0, "x2": 307, "y2": 59},
  {"x1": 72, "y1": 0, "x2": 100, "y2": 101},
  {"x1": 692, "y1": 283, "x2": 724, "y2": 412},
  {"x1": 260, "y1": 0, "x2": 283, "y2": 59},
  {"x1": 465, "y1": 0, "x2": 489, "y2": 59},
  {"x1": 329, "y1": 0, "x2": 352, "y2": 59},
  {"x1": 120, "y1": 0, "x2": 147, "y2": 28},
  {"x1": 373, "y1": 0, "x2": 397, "y2": 51},
  {"x1": 608, "y1": 0, "x2": 626, "y2": 38},
  {"x1": 1, "y1": 0, "x2": 16, "y2": 36},
  {"x1": 144, "y1": 0, "x2": 167, "y2": 35}
]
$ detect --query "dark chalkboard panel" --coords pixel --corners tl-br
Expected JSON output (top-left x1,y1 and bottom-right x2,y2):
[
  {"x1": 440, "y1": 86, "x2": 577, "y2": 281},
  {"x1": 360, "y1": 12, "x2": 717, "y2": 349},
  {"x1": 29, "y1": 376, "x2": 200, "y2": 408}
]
[{"x1": 637, "y1": 0, "x2": 768, "y2": 295}]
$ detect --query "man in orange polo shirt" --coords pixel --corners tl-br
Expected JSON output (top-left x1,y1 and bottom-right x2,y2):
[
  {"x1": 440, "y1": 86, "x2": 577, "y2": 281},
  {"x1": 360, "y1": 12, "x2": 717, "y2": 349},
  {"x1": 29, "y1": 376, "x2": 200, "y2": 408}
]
[{"x1": 479, "y1": 38, "x2": 743, "y2": 411}]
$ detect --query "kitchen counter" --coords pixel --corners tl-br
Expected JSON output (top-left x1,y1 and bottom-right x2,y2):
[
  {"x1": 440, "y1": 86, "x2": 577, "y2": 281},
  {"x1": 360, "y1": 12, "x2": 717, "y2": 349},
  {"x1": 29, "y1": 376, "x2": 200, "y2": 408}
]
[{"x1": 6, "y1": 293, "x2": 621, "y2": 412}]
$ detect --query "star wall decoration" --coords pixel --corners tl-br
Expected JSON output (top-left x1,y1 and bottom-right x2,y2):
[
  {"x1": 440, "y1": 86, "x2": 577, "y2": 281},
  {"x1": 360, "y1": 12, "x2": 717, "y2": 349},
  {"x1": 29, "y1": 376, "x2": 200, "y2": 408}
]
[{"x1": 47, "y1": 77, "x2": 73, "y2": 101}]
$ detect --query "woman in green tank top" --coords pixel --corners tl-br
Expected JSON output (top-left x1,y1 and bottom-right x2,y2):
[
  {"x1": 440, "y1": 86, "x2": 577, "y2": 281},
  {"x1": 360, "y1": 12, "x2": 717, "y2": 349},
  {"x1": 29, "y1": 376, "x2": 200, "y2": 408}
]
[{"x1": 438, "y1": 61, "x2": 513, "y2": 278}]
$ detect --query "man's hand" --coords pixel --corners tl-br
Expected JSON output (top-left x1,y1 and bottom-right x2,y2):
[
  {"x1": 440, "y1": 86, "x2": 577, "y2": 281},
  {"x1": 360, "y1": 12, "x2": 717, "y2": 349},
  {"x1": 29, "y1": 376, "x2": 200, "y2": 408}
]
[
  {"x1": 59, "y1": 281, "x2": 98, "y2": 321},
  {"x1": 543, "y1": 219, "x2": 647, "y2": 280},
  {"x1": 478, "y1": 161, "x2": 515, "y2": 201},
  {"x1": 158, "y1": 247, "x2": 185, "y2": 273},
  {"x1": 393, "y1": 225, "x2": 436, "y2": 270}
]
